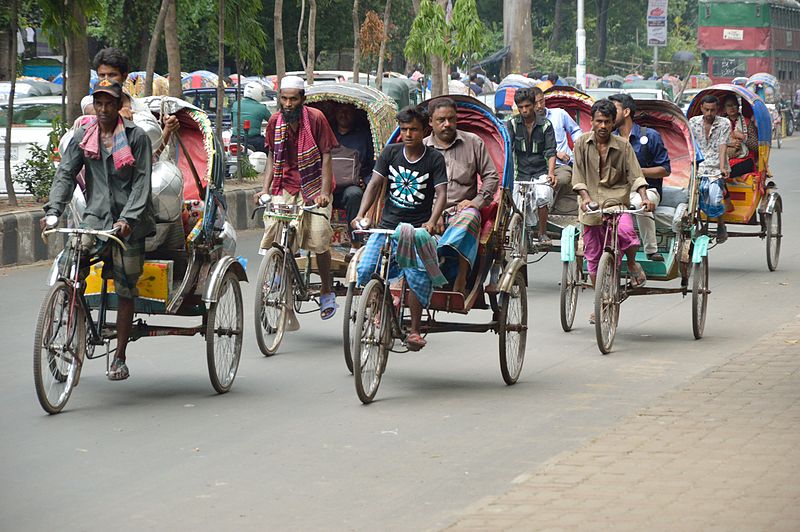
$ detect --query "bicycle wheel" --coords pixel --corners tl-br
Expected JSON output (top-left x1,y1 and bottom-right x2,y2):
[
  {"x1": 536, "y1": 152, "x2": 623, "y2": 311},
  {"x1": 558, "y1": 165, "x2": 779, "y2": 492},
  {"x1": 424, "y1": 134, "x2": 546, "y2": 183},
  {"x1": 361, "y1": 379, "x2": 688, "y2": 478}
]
[
  {"x1": 352, "y1": 279, "x2": 389, "y2": 404},
  {"x1": 498, "y1": 270, "x2": 527, "y2": 385},
  {"x1": 559, "y1": 259, "x2": 580, "y2": 332},
  {"x1": 594, "y1": 252, "x2": 619, "y2": 354},
  {"x1": 691, "y1": 255, "x2": 709, "y2": 340},
  {"x1": 254, "y1": 247, "x2": 288, "y2": 356},
  {"x1": 342, "y1": 281, "x2": 360, "y2": 374},
  {"x1": 766, "y1": 206, "x2": 782, "y2": 272},
  {"x1": 507, "y1": 212, "x2": 526, "y2": 259},
  {"x1": 206, "y1": 271, "x2": 243, "y2": 394},
  {"x1": 33, "y1": 281, "x2": 85, "y2": 414}
]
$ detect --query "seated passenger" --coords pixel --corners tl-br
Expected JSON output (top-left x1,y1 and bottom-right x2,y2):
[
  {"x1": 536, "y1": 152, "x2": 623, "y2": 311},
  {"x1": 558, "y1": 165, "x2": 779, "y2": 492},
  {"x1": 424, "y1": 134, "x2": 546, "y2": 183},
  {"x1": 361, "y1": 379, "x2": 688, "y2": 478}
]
[
  {"x1": 353, "y1": 106, "x2": 448, "y2": 351},
  {"x1": 722, "y1": 95, "x2": 758, "y2": 179},
  {"x1": 423, "y1": 97, "x2": 499, "y2": 294},
  {"x1": 610, "y1": 93, "x2": 671, "y2": 261},
  {"x1": 331, "y1": 104, "x2": 374, "y2": 257},
  {"x1": 231, "y1": 81, "x2": 271, "y2": 153}
]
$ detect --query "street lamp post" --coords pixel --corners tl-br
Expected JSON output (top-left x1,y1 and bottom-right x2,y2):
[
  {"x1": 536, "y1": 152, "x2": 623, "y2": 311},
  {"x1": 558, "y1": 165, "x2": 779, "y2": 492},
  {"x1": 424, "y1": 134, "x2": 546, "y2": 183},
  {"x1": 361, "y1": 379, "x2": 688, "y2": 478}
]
[{"x1": 576, "y1": 0, "x2": 586, "y2": 89}]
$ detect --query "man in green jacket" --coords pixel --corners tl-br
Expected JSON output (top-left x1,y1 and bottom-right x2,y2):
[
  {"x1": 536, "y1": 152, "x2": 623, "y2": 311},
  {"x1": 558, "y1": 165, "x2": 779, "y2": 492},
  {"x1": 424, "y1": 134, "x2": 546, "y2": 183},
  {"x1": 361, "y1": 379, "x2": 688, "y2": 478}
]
[{"x1": 231, "y1": 81, "x2": 271, "y2": 153}]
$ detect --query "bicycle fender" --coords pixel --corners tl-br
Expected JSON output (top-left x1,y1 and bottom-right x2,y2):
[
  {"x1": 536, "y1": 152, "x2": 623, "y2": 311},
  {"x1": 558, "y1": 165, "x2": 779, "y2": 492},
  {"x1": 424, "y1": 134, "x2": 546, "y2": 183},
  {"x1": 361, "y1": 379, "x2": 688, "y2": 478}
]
[
  {"x1": 203, "y1": 255, "x2": 248, "y2": 305},
  {"x1": 346, "y1": 246, "x2": 367, "y2": 284},
  {"x1": 499, "y1": 258, "x2": 526, "y2": 293},
  {"x1": 765, "y1": 191, "x2": 781, "y2": 215},
  {"x1": 692, "y1": 235, "x2": 710, "y2": 263},
  {"x1": 560, "y1": 225, "x2": 578, "y2": 262}
]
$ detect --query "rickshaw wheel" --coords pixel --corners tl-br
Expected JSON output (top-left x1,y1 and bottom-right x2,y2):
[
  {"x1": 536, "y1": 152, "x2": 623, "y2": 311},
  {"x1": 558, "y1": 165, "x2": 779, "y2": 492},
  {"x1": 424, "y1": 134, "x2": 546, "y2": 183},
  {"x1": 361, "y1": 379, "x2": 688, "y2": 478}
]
[
  {"x1": 254, "y1": 248, "x2": 288, "y2": 356},
  {"x1": 560, "y1": 260, "x2": 580, "y2": 332},
  {"x1": 507, "y1": 213, "x2": 526, "y2": 259},
  {"x1": 342, "y1": 281, "x2": 360, "y2": 374},
  {"x1": 33, "y1": 281, "x2": 85, "y2": 414},
  {"x1": 499, "y1": 270, "x2": 527, "y2": 385},
  {"x1": 766, "y1": 206, "x2": 782, "y2": 272},
  {"x1": 353, "y1": 279, "x2": 389, "y2": 404},
  {"x1": 692, "y1": 256, "x2": 709, "y2": 340},
  {"x1": 594, "y1": 252, "x2": 619, "y2": 355},
  {"x1": 206, "y1": 271, "x2": 243, "y2": 394}
]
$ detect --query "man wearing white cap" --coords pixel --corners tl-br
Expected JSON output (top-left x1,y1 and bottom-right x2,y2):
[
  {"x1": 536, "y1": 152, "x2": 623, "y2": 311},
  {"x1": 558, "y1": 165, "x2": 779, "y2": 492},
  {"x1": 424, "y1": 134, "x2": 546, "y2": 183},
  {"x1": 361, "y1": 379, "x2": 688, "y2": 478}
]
[{"x1": 256, "y1": 75, "x2": 340, "y2": 320}]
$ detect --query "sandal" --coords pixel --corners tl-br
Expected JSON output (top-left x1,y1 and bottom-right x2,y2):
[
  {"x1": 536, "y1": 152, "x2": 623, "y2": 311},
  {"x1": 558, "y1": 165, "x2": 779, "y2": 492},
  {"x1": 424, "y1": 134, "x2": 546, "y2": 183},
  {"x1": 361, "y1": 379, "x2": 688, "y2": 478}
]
[
  {"x1": 589, "y1": 312, "x2": 596, "y2": 325},
  {"x1": 406, "y1": 332, "x2": 427, "y2": 351},
  {"x1": 320, "y1": 292, "x2": 338, "y2": 320},
  {"x1": 629, "y1": 263, "x2": 647, "y2": 288},
  {"x1": 108, "y1": 357, "x2": 129, "y2": 381}
]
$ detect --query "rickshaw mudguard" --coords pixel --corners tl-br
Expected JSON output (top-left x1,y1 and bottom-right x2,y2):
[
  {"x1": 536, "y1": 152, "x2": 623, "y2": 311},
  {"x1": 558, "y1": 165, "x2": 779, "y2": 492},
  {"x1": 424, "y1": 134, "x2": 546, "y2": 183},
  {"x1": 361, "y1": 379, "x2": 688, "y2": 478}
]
[
  {"x1": 499, "y1": 258, "x2": 527, "y2": 292},
  {"x1": 560, "y1": 225, "x2": 579, "y2": 262},
  {"x1": 692, "y1": 235, "x2": 710, "y2": 264},
  {"x1": 346, "y1": 246, "x2": 368, "y2": 283},
  {"x1": 202, "y1": 255, "x2": 248, "y2": 305},
  {"x1": 764, "y1": 191, "x2": 781, "y2": 215}
]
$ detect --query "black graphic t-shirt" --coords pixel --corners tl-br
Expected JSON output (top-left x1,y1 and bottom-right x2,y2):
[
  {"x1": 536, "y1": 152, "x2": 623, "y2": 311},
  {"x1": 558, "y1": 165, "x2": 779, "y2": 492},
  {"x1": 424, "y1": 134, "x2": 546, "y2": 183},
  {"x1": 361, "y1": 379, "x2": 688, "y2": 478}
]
[{"x1": 373, "y1": 143, "x2": 448, "y2": 228}]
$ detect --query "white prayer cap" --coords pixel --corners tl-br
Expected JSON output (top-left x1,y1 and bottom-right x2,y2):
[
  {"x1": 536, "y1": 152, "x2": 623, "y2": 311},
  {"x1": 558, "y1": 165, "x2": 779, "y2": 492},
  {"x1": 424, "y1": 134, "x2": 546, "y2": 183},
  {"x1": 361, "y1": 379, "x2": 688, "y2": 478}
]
[
  {"x1": 80, "y1": 95, "x2": 94, "y2": 113},
  {"x1": 280, "y1": 75, "x2": 305, "y2": 91}
]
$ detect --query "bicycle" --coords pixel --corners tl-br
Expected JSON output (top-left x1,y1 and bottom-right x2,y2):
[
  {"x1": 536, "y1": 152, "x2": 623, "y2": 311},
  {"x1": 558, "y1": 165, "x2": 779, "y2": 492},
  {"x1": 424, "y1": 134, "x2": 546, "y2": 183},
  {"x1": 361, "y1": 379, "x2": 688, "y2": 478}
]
[{"x1": 252, "y1": 196, "x2": 347, "y2": 356}]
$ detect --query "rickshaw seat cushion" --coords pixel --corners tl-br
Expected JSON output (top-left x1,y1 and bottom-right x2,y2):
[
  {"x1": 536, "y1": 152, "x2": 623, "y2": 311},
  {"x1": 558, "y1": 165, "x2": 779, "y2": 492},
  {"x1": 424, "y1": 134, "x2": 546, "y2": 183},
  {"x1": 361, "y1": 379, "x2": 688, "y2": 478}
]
[
  {"x1": 659, "y1": 186, "x2": 689, "y2": 208},
  {"x1": 479, "y1": 201, "x2": 499, "y2": 243},
  {"x1": 654, "y1": 203, "x2": 688, "y2": 234}
]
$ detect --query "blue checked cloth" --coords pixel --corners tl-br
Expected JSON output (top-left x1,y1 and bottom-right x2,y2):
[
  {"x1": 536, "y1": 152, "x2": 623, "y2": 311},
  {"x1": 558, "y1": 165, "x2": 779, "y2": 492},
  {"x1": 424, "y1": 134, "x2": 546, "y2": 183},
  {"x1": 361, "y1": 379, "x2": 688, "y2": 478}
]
[{"x1": 357, "y1": 233, "x2": 435, "y2": 307}]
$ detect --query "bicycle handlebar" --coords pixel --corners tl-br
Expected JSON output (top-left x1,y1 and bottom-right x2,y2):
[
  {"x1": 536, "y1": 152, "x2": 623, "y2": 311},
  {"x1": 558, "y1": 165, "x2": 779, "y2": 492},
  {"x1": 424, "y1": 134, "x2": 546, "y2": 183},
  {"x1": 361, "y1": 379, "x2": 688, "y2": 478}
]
[
  {"x1": 251, "y1": 202, "x2": 328, "y2": 220},
  {"x1": 584, "y1": 206, "x2": 647, "y2": 216},
  {"x1": 353, "y1": 228, "x2": 396, "y2": 235},
  {"x1": 42, "y1": 227, "x2": 128, "y2": 251}
]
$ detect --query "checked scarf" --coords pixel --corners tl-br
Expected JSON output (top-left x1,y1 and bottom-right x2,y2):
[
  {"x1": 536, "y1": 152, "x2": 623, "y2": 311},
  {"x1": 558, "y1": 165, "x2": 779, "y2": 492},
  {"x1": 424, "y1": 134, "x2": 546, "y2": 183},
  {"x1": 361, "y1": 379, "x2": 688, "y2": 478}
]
[
  {"x1": 272, "y1": 106, "x2": 323, "y2": 202},
  {"x1": 79, "y1": 116, "x2": 135, "y2": 170},
  {"x1": 394, "y1": 223, "x2": 447, "y2": 287}
]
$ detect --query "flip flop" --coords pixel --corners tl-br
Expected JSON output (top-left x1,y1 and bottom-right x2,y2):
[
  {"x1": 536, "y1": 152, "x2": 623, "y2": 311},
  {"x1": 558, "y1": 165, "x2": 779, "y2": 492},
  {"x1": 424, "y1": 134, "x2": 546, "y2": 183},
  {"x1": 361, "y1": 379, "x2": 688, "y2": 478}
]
[
  {"x1": 320, "y1": 292, "x2": 338, "y2": 320},
  {"x1": 629, "y1": 263, "x2": 647, "y2": 288},
  {"x1": 406, "y1": 332, "x2": 426, "y2": 351},
  {"x1": 108, "y1": 357, "x2": 129, "y2": 381}
]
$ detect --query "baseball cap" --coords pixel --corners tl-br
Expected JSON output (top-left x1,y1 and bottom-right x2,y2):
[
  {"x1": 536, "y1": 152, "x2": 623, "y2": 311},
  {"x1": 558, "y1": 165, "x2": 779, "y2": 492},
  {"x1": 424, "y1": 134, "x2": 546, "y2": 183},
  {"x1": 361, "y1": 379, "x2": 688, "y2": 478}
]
[{"x1": 93, "y1": 79, "x2": 123, "y2": 99}]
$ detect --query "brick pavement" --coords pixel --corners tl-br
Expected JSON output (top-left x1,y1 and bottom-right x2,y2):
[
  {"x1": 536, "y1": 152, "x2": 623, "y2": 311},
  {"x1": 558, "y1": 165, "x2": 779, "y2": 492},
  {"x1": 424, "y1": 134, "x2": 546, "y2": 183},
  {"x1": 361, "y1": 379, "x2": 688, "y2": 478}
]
[{"x1": 445, "y1": 317, "x2": 800, "y2": 531}]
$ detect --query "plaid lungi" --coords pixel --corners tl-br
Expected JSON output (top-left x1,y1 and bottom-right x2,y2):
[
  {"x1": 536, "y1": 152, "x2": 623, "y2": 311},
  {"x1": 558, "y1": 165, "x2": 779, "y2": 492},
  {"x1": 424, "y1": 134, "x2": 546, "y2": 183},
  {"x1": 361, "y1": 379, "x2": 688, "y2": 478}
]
[
  {"x1": 437, "y1": 207, "x2": 481, "y2": 284},
  {"x1": 357, "y1": 233, "x2": 435, "y2": 307},
  {"x1": 63, "y1": 232, "x2": 145, "y2": 299}
]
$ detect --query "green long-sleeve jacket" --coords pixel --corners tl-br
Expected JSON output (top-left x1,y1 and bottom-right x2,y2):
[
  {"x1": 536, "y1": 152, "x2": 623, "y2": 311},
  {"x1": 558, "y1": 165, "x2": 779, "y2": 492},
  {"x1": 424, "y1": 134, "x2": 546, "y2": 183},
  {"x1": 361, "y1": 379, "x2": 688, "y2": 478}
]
[{"x1": 45, "y1": 119, "x2": 155, "y2": 241}]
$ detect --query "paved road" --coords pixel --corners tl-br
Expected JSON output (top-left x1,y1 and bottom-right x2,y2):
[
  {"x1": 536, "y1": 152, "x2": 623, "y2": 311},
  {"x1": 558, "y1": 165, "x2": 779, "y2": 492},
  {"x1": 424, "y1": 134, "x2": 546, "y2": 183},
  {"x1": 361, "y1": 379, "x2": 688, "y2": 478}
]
[{"x1": 1, "y1": 140, "x2": 798, "y2": 531}]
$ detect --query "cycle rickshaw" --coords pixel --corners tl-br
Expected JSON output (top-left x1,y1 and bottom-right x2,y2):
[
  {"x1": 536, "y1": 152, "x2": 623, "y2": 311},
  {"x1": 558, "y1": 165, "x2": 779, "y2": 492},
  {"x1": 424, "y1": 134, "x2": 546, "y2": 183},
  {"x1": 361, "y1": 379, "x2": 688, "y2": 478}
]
[
  {"x1": 252, "y1": 83, "x2": 397, "y2": 357},
  {"x1": 687, "y1": 84, "x2": 783, "y2": 271},
  {"x1": 34, "y1": 97, "x2": 246, "y2": 414},
  {"x1": 347, "y1": 95, "x2": 527, "y2": 403},
  {"x1": 558, "y1": 99, "x2": 711, "y2": 353}
]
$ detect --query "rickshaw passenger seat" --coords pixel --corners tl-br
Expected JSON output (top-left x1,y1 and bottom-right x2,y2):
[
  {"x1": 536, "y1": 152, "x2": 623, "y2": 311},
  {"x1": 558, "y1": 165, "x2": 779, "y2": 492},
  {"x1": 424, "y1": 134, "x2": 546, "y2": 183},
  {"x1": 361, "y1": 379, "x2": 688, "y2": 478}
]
[{"x1": 654, "y1": 185, "x2": 689, "y2": 234}]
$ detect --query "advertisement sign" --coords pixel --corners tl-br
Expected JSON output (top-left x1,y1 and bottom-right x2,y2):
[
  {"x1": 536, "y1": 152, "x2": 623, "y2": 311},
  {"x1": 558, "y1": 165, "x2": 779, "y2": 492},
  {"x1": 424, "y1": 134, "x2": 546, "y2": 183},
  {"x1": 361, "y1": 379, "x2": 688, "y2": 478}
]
[
  {"x1": 647, "y1": 0, "x2": 669, "y2": 46},
  {"x1": 723, "y1": 28, "x2": 744, "y2": 41}
]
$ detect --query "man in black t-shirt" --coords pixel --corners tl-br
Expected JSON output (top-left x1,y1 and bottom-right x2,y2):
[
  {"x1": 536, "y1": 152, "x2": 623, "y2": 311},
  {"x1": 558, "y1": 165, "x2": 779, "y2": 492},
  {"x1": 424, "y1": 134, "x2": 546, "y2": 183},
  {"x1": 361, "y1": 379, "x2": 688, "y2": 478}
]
[{"x1": 354, "y1": 106, "x2": 448, "y2": 350}]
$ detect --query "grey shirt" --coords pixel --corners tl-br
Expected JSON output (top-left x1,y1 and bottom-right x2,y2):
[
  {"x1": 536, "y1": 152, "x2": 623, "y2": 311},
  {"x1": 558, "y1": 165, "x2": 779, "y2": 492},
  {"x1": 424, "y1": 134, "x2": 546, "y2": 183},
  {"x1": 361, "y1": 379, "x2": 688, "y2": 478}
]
[{"x1": 45, "y1": 119, "x2": 155, "y2": 241}]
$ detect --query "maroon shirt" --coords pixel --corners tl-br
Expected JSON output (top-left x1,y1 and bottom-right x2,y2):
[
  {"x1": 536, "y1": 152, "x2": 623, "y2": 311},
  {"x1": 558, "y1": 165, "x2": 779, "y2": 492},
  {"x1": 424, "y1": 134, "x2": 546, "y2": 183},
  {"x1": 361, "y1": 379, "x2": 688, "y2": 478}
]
[{"x1": 265, "y1": 106, "x2": 338, "y2": 196}]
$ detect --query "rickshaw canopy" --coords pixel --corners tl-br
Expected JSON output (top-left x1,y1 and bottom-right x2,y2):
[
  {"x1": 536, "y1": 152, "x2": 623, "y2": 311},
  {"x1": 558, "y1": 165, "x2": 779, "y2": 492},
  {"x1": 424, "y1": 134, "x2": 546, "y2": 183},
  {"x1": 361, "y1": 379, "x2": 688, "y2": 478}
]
[
  {"x1": 304, "y1": 82, "x2": 398, "y2": 162},
  {"x1": 745, "y1": 73, "x2": 781, "y2": 104}
]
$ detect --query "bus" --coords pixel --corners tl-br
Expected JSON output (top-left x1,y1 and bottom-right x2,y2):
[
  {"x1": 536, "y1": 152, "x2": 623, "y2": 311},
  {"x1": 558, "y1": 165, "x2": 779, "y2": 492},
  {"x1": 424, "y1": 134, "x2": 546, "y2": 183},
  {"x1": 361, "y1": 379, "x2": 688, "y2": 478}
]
[{"x1": 698, "y1": 0, "x2": 800, "y2": 97}]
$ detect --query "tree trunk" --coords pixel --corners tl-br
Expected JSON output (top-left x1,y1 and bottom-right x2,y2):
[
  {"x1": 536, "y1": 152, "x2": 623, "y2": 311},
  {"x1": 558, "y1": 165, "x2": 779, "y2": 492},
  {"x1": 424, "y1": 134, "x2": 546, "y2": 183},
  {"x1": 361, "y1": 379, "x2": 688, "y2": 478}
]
[
  {"x1": 274, "y1": 0, "x2": 286, "y2": 82},
  {"x1": 216, "y1": 0, "x2": 225, "y2": 138},
  {"x1": 165, "y1": 0, "x2": 182, "y2": 97},
  {"x1": 65, "y1": 4, "x2": 90, "y2": 124},
  {"x1": 297, "y1": 0, "x2": 307, "y2": 71},
  {"x1": 550, "y1": 0, "x2": 564, "y2": 47},
  {"x1": 503, "y1": 0, "x2": 532, "y2": 75},
  {"x1": 4, "y1": 0, "x2": 19, "y2": 206},
  {"x1": 597, "y1": 0, "x2": 610, "y2": 64},
  {"x1": 430, "y1": 0, "x2": 449, "y2": 97},
  {"x1": 0, "y1": 28, "x2": 10, "y2": 81},
  {"x1": 375, "y1": 0, "x2": 392, "y2": 91},
  {"x1": 144, "y1": 0, "x2": 170, "y2": 97},
  {"x1": 352, "y1": 0, "x2": 360, "y2": 82},
  {"x1": 306, "y1": 0, "x2": 316, "y2": 84}
]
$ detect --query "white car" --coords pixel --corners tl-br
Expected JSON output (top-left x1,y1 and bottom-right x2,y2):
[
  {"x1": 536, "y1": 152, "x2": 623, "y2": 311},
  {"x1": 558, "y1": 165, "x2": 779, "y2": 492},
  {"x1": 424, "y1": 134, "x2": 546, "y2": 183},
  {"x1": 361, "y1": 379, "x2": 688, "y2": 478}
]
[
  {"x1": 586, "y1": 87, "x2": 670, "y2": 102},
  {"x1": 0, "y1": 96, "x2": 65, "y2": 194}
]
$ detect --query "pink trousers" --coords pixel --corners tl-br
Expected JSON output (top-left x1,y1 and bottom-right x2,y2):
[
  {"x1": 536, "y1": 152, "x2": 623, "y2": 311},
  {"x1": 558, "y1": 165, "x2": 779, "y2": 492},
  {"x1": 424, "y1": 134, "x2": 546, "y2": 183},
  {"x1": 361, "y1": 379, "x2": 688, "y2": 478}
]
[{"x1": 582, "y1": 213, "x2": 640, "y2": 275}]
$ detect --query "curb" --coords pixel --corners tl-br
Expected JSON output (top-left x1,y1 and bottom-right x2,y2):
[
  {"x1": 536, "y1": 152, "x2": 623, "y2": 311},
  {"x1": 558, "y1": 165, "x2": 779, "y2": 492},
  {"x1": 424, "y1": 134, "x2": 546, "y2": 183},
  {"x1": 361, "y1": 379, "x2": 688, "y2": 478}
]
[{"x1": 0, "y1": 185, "x2": 262, "y2": 268}]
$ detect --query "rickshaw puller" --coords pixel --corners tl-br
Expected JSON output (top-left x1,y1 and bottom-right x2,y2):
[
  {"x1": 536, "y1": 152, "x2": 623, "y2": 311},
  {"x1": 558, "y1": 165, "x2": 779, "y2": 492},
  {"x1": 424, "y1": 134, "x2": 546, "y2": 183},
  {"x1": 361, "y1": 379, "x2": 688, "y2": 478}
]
[
  {"x1": 353, "y1": 106, "x2": 448, "y2": 351},
  {"x1": 572, "y1": 99, "x2": 654, "y2": 297},
  {"x1": 689, "y1": 94, "x2": 732, "y2": 243},
  {"x1": 507, "y1": 87, "x2": 557, "y2": 246},
  {"x1": 424, "y1": 98, "x2": 499, "y2": 295},
  {"x1": 42, "y1": 80, "x2": 155, "y2": 381},
  {"x1": 255, "y1": 75, "x2": 339, "y2": 320},
  {"x1": 610, "y1": 93, "x2": 671, "y2": 262}
]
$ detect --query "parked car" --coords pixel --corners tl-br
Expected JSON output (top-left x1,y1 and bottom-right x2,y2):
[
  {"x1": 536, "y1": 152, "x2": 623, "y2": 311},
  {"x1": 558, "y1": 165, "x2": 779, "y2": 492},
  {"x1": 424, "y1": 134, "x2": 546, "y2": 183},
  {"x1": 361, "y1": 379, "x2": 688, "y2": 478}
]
[{"x1": 0, "y1": 95, "x2": 64, "y2": 194}]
